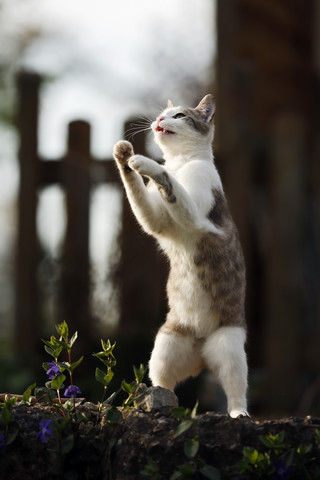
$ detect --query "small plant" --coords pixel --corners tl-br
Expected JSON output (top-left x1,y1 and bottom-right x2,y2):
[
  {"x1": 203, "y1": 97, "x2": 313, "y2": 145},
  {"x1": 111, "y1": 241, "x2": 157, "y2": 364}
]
[
  {"x1": 170, "y1": 403, "x2": 220, "y2": 480},
  {"x1": 0, "y1": 395, "x2": 18, "y2": 449},
  {"x1": 41, "y1": 320, "x2": 83, "y2": 414},
  {"x1": 93, "y1": 339, "x2": 118, "y2": 423},
  {"x1": 121, "y1": 363, "x2": 147, "y2": 407},
  {"x1": 142, "y1": 402, "x2": 221, "y2": 480},
  {"x1": 0, "y1": 320, "x2": 152, "y2": 479},
  {"x1": 238, "y1": 430, "x2": 320, "y2": 479}
]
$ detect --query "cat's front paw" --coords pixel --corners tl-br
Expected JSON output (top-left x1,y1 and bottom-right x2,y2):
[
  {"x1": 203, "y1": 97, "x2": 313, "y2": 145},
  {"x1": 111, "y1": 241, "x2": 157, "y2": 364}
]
[
  {"x1": 113, "y1": 140, "x2": 134, "y2": 167},
  {"x1": 128, "y1": 155, "x2": 160, "y2": 177}
]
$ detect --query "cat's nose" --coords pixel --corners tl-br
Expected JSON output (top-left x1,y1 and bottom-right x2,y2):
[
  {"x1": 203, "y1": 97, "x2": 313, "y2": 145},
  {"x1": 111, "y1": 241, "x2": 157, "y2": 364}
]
[{"x1": 157, "y1": 116, "x2": 164, "y2": 124}]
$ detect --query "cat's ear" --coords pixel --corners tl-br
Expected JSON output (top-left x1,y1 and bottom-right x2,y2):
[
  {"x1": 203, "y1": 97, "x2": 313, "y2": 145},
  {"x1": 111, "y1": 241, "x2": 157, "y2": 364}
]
[
  {"x1": 195, "y1": 94, "x2": 215, "y2": 123},
  {"x1": 167, "y1": 99, "x2": 174, "y2": 108}
]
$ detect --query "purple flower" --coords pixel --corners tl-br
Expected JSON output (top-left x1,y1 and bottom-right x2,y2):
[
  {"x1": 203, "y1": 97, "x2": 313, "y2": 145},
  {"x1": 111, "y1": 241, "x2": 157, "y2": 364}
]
[
  {"x1": 36, "y1": 419, "x2": 53, "y2": 443},
  {"x1": 46, "y1": 362, "x2": 61, "y2": 380},
  {"x1": 0, "y1": 434, "x2": 6, "y2": 450},
  {"x1": 272, "y1": 461, "x2": 291, "y2": 479},
  {"x1": 64, "y1": 385, "x2": 81, "y2": 398}
]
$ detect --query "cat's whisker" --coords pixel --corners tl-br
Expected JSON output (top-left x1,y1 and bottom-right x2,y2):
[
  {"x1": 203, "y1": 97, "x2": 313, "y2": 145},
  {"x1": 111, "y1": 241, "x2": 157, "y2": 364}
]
[
  {"x1": 138, "y1": 114, "x2": 154, "y2": 123},
  {"x1": 125, "y1": 124, "x2": 152, "y2": 141},
  {"x1": 126, "y1": 119, "x2": 151, "y2": 131}
]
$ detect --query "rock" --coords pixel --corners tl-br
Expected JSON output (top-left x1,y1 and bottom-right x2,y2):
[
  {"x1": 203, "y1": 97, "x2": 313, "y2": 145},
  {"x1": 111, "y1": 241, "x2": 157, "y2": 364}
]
[
  {"x1": 134, "y1": 383, "x2": 179, "y2": 411},
  {"x1": 2, "y1": 400, "x2": 320, "y2": 479}
]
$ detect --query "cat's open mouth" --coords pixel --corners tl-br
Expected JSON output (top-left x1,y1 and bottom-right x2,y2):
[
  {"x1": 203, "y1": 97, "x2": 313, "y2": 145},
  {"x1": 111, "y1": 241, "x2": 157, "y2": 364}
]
[{"x1": 156, "y1": 126, "x2": 175, "y2": 135}]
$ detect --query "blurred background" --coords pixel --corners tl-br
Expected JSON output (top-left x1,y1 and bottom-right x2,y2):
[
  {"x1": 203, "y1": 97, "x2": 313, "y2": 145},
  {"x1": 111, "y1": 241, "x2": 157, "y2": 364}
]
[{"x1": 0, "y1": 0, "x2": 319, "y2": 418}]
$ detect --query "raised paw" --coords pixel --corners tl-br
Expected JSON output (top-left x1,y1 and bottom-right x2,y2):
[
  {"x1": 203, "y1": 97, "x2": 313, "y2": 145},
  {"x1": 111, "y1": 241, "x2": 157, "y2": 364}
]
[
  {"x1": 113, "y1": 140, "x2": 134, "y2": 167},
  {"x1": 128, "y1": 155, "x2": 160, "y2": 177}
]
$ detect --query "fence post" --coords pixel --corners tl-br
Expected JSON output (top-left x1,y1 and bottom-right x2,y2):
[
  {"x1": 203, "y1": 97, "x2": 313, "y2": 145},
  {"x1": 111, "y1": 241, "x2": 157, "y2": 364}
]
[
  {"x1": 265, "y1": 112, "x2": 306, "y2": 414},
  {"x1": 61, "y1": 120, "x2": 91, "y2": 351},
  {"x1": 15, "y1": 71, "x2": 40, "y2": 356}
]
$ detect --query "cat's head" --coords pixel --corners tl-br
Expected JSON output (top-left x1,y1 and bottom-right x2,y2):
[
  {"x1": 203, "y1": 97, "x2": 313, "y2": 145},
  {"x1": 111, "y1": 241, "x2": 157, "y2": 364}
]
[{"x1": 151, "y1": 94, "x2": 215, "y2": 155}]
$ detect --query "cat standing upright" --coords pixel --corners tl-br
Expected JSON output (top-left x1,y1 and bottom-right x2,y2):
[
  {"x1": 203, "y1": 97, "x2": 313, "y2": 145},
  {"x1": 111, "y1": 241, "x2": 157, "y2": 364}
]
[{"x1": 113, "y1": 94, "x2": 248, "y2": 418}]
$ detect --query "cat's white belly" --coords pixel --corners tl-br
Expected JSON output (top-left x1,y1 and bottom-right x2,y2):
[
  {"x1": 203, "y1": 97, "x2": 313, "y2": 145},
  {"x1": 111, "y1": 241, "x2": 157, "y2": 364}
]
[{"x1": 166, "y1": 252, "x2": 220, "y2": 338}]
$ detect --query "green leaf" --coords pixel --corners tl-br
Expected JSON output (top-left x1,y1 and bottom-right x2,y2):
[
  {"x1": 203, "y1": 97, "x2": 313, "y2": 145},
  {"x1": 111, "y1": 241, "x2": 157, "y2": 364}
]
[
  {"x1": 69, "y1": 331, "x2": 78, "y2": 348},
  {"x1": 95, "y1": 367, "x2": 106, "y2": 385},
  {"x1": 93, "y1": 349, "x2": 116, "y2": 368},
  {"x1": 104, "y1": 390, "x2": 119, "y2": 406},
  {"x1": 42, "y1": 336, "x2": 59, "y2": 349},
  {"x1": 95, "y1": 367, "x2": 114, "y2": 387},
  {"x1": 2, "y1": 395, "x2": 18, "y2": 409},
  {"x1": 251, "y1": 449, "x2": 259, "y2": 464},
  {"x1": 62, "y1": 399, "x2": 76, "y2": 412},
  {"x1": 174, "y1": 419, "x2": 193, "y2": 438},
  {"x1": 141, "y1": 457, "x2": 161, "y2": 478},
  {"x1": 69, "y1": 355, "x2": 84, "y2": 372},
  {"x1": 56, "y1": 414, "x2": 71, "y2": 433},
  {"x1": 51, "y1": 374, "x2": 66, "y2": 390},
  {"x1": 0, "y1": 406, "x2": 12, "y2": 427},
  {"x1": 53, "y1": 346, "x2": 63, "y2": 359},
  {"x1": 61, "y1": 433, "x2": 74, "y2": 455},
  {"x1": 184, "y1": 437, "x2": 199, "y2": 459},
  {"x1": 190, "y1": 400, "x2": 199, "y2": 420},
  {"x1": 179, "y1": 464, "x2": 195, "y2": 476},
  {"x1": 57, "y1": 361, "x2": 69, "y2": 371},
  {"x1": 57, "y1": 339, "x2": 71, "y2": 351},
  {"x1": 105, "y1": 406, "x2": 123, "y2": 425},
  {"x1": 56, "y1": 320, "x2": 69, "y2": 339},
  {"x1": 22, "y1": 383, "x2": 36, "y2": 403},
  {"x1": 259, "y1": 431, "x2": 287, "y2": 450},
  {"x1": 121, "y1": 380, "x2": 133, "y2": 394},
  {"x1": 75, "y1": 412, "x2": 88, "y2": 424},
  {"x1": 133, "y1": 364, "x2": 147, "y2": 383},
  {"x1": 169, "y1": 471, "x2": 182, "y2": 480},
  {"x1": 6, "y1": 426, "x2": 19, "y2": 446},
  {"x1": 200, "y1": 465, "x2": 221, "y2": 480},
  {"x1": 101, "y1": 339, "x2": 116, "y2": 354},
  {"x1": 44, "y1": 345, "x2": 55, "y2": 357},
  {"x1": 171, "y1": 406, "x2": 190, "y2": 420},
  {"x1": 104, "y1": 369, "x2": 114, "y2": 386},
  {"x1": 297, "y1": 444, "x2": 312, "y2": 455},
  {"x1": 35, "y1": 387, "x2": 57, "y2": 402}
]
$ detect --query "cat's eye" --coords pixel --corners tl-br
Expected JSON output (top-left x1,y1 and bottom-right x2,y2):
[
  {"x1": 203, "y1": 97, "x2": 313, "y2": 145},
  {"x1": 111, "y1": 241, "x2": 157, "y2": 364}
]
[{"x1": 172, "y1": 113, "x2": 186, "y2": 119}]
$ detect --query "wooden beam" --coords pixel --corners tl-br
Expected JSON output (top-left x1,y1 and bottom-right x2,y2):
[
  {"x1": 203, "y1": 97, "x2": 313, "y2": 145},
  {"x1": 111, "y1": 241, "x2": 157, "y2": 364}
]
[{"x1": 15, "y1": 71, "x2": 41, "y2": 356}]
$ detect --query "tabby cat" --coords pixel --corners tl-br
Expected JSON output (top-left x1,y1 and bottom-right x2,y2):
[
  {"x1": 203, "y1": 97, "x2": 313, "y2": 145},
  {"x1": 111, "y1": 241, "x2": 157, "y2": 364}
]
[{"x1": 113, "y1": 95, "x2": 248, "y2": 417}]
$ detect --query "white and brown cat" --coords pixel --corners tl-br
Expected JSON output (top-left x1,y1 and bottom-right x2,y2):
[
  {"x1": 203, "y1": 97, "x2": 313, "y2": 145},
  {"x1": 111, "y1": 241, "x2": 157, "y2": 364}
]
[{"x1": 113, "y1": 94, "x2": 248, "y2": 418}]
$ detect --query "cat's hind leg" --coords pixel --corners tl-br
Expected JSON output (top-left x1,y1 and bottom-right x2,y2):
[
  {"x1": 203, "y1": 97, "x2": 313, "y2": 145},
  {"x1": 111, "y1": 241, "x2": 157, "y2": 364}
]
[
  {"x1": 149, "y1": 330, "x2": 203, "y2": 391},
  {"x1": 202, "y1": 326, "x2": 248, "y2": 418}
]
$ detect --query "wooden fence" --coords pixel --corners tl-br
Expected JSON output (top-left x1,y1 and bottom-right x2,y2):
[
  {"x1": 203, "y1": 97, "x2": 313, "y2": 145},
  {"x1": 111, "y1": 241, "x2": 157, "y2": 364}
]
[{"x1": 15, "y1": 71, "x2": 166, "y2": 358}]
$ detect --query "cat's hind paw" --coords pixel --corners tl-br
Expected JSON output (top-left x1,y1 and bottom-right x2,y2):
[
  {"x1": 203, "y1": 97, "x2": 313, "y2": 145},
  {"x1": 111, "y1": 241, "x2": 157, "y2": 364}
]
[
  {"x1": 229, "y1": 409, "x2": 250, "y2": 419},
  {"x1": 113, "y1": 140, "x2": 134, "y2": 167}
]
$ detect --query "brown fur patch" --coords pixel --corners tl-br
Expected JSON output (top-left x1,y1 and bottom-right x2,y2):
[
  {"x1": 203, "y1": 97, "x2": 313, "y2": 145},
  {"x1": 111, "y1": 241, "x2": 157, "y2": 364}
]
[
  {"x1": 193, "y1": 189, "x2": 246, "y2": 329},
  {"x1": 159, "y1": 320, "x2": 194, "y2": 337},
  {"x1": 208, "y1": 189, "x2": 231, "y2": 228},
  {"x1": 154, "y1": 172, "x2": 176, "y2": 203},
  {"x1": 182, "y1": 108, "x2": 211, "y2": 135}
]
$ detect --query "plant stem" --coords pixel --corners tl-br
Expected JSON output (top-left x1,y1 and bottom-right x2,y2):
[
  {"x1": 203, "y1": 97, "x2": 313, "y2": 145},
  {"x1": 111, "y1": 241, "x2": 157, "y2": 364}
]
[{"x1": 67, "y1": 344, "x2": 76, "y2": 414}]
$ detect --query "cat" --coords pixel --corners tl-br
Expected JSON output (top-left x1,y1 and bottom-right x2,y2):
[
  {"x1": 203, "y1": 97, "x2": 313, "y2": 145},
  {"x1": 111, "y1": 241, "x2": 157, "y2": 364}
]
[{"x1": 113, "y1": 94, "x2": 248, "y2": 418}]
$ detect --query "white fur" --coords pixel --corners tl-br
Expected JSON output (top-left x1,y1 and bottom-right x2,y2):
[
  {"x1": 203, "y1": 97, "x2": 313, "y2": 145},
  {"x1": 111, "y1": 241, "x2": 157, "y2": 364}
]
[
  {"x1": 149, "y1": 327, "x2": 248, "y2": 418},
  {"x1": 202, "y1": 327, "x2": 248, "y2": 418},
  {"x1": 113, "y1": 96, "x2": 248, "y2": 417},
  {"x1": 149, "y1": 332, "x2": 204, "y2": 391}
]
